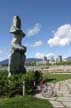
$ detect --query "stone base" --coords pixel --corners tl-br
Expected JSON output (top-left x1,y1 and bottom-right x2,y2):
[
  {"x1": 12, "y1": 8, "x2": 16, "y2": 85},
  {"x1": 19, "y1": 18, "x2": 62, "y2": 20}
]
[{"x1": 8, "y1": 50, "x2": 26, "y2": 76}]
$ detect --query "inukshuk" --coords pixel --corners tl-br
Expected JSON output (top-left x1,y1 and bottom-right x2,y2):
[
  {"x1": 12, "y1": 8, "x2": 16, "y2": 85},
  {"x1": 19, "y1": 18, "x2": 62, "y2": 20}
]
[{"x1": 8, "y1": 16, "x2": 26, "y2": 76}]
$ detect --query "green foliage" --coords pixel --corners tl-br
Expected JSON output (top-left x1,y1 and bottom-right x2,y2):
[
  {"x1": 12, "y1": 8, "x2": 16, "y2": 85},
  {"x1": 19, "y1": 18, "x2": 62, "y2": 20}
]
[
  {"x1": 23, "y1": 71, "x2": 43, "y2": 94},
  {"x1": 0, "y1": 70, "x2": 8, "y2": 96},
  {"x1": 0, "y1": 71, "x2": 23, "y2": 97},
  {"x1": 0, "y1": 70, "x2": 43, "y2": 97},
  {"x1": 33, "y1": 70, "x2": 43, "y2": 84},
  {"x1": 8, "y1": 74, "x2": 24, "y2": 97}
]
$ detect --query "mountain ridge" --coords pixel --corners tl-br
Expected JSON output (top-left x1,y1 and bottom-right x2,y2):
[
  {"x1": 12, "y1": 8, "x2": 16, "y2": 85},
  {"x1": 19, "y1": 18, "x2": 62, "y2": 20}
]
[
  {"x1": 0, "y1": 56, "x2": 71, "y2": 66},
  {"x1": 0, "y1": 58, "x2": 43, "y2": 66}
]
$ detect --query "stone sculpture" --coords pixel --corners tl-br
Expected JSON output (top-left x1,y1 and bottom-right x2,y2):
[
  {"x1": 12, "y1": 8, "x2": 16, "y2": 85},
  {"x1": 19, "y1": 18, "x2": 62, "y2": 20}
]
[{"x1": 8, "y1": 16, "x2": 26, "y2": 76}]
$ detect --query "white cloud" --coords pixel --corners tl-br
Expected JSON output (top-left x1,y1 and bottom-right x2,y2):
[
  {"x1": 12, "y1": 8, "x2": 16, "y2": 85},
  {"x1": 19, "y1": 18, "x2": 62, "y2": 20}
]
[
  {"x1": 27, "y1": 23, "x2": 41, "y2": 37},
  {"x1": 32, "y1": 41, "x2": 43, "y2": 47},
  {"x1": 35, "y1": 52, "x2": 45, "y2": 59},
  {"x1": 35, "y1": 52, "x2": 55, "y2": 59},
  {"x1": 48, "y1": 24, "x2": 71, "y2": 47},
  {"x1": 46, "y1": 53, "x2": 55, "y2": 58}
]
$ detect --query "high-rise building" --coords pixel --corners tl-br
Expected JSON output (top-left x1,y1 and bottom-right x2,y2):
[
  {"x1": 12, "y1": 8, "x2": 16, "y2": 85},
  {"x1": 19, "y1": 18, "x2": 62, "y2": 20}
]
[{"x1": 57, "y1": 55, "x2": 62, "y2": 62}]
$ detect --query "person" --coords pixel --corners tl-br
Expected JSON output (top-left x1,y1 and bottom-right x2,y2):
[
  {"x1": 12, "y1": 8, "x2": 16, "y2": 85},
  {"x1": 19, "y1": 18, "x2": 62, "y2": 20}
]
[{"x1": 40, "y1": 80, "x2": 47, "y2": 91}]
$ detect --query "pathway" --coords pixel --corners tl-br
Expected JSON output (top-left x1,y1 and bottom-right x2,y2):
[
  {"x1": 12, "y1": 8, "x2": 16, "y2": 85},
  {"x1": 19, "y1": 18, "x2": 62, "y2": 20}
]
[{"x1": 35, "y1": 79, "x2": 71, "y2": 108}]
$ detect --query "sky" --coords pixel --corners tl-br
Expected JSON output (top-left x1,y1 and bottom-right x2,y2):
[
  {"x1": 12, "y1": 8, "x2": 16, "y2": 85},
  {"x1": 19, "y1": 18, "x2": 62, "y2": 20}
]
[{"x1": 0, "y1": 0, "x2": 71, "y2": 61}]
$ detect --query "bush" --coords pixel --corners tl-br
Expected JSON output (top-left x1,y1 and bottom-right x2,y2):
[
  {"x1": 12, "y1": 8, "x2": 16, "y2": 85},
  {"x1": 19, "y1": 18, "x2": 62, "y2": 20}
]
[
  {"x1": 0, "y1": 70, "x2": 43, "y2": 97},
  {"x1": 23, "y1": 71, "x2": 43, "y2": 94},
  {"x1": 7, "y1": 74, "x2": 24, "y2": 97},
  {"x1": 34, "y1": 70, "x2": 43, "y2": 84},
  {"x1": 0, "y1": 70, "x2": 8, "y2": 97},
  {"x1": 0, "y1": 71, "x2": 24, "y2": 97}
]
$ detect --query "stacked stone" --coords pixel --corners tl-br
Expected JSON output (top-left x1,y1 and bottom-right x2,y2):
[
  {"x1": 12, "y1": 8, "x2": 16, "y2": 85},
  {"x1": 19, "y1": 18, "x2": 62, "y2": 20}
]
[{"x1": 8, "y1": 16, "x2": 26, "y2": 76}]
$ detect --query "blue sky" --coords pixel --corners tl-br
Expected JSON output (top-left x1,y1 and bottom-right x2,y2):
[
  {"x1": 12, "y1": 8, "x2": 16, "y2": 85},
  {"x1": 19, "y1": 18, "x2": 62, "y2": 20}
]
[{"x1": 0, "y1": 0, "x2": 71, "y2": 61}]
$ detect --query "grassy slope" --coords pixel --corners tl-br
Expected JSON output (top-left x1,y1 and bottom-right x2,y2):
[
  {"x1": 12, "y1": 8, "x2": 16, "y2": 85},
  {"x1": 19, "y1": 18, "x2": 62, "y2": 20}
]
[
  {"x1": 0, "y1": 96, "x2": 53, "y2": 108},
  {"x1": 44, "y1": 74, "x2": 71, "y2": 83}
]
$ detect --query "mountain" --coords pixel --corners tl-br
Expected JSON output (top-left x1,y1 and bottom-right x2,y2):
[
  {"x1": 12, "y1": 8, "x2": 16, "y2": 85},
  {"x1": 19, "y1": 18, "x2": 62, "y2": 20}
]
[
  {"x1": 0, "y1": 59, "x2": 8, "y2": 66},
  {"x1": 66, "y1": 56, "x2": 71, "y2": 61},
  {"x1": 26, "y1": 58, "x2": 42, "y2": 63},
  {"x1": 0, "y1": 58, "x2": 42, "y2": 66}
]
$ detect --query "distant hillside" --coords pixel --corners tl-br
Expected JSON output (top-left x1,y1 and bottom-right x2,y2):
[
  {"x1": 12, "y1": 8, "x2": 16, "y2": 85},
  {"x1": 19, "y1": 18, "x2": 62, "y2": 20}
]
[
  {"x1": 0, "y1": 59, "x2": 8, "y2": 66},
  {"x1": 26, "y1": 58, "x2": 42, "y2": 63},
  {"x1": 66, "y1": 56, "x2": 71, "y2": 61},
  {"x1": 0, "y1": 58, "x2": 42, "y2": 66}
]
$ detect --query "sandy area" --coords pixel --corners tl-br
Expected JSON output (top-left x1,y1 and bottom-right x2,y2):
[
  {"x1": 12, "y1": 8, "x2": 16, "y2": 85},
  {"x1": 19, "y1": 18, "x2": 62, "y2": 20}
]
[{"x1": 42, "y1": 65, "x2": 71, "y2": 73}]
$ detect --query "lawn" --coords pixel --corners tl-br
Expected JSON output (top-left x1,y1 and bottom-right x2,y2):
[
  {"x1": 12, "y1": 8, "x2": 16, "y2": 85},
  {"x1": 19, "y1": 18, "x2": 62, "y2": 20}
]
[
  {"x1": 0, "y1": 96, "x2": 53, "y2": 108},
  {"x1": 44, "y1": 73, "x2": 71, "y2": 83}
]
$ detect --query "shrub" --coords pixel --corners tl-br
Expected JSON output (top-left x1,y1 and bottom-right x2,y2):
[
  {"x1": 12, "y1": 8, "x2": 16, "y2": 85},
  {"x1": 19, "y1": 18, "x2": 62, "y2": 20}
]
[
  {"x1": 0, "y1": 70, "x2": 43, "y2": 97},
  {"x1": 33, "y1": 70, "x2": 43, "y2": 84},
  {"x1": 0, "y1": 70, "x2": 8, "y2": 96},
  {"x1": 23, "y1": 71, "x2": 43, "y2": 94},
  {"x1": 8, "y1": 74, "x2": 23, "y2": 97}
]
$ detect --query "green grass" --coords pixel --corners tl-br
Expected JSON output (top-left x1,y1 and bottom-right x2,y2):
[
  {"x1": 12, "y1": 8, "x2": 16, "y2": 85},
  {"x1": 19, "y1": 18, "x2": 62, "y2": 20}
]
[
  {"x1": 44, "y1": 73, "x2": 71, "y2": 83},
  {"x1": 0, "y1": 96, "x2": 53, "y2": 108}
]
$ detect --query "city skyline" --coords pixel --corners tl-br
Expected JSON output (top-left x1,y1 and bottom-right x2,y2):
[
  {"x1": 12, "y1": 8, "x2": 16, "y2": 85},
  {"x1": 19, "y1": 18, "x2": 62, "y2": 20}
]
[{"x1": 0, "y1": 0, "x2": 71, "y2": 61}]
